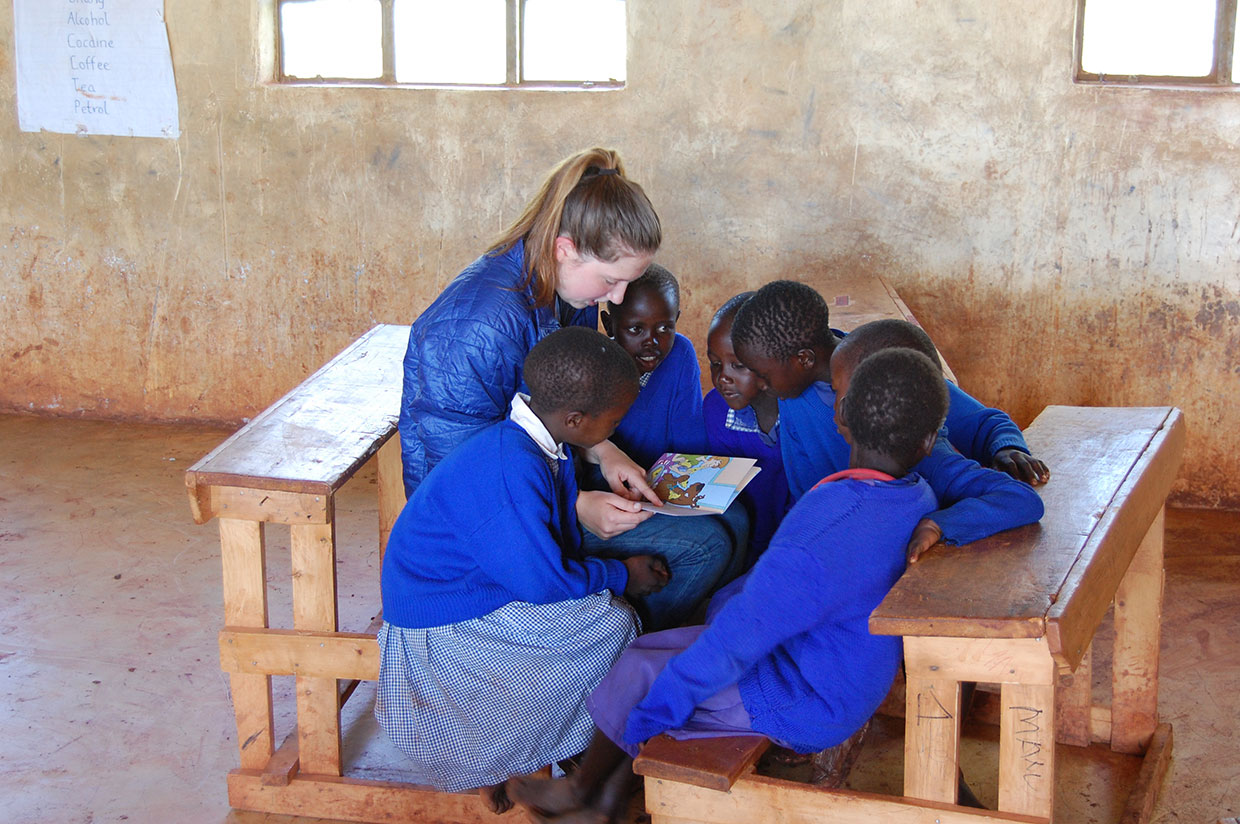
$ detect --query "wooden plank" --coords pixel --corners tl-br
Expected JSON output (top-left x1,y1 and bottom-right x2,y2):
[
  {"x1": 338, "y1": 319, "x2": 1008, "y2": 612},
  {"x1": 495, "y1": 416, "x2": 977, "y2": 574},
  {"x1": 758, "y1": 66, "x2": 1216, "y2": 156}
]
[
  {"x1": 633, "y1": 735, "x2": 770, "y2": 792},
  {"x1": 903, "y1": 668, "x2": 960, "y2": 805},
  {"x1": 219, "y1": 628, "x2": 379, "y2": 680},
  {"x1": 905, "y1": 637, "x2": 1055, "y2": 686},
  {"x1": 262, "y1": 731, "x2": 300, "y2": 786},
  {"x1": 1055, "y1": 641, "x2": 1092, "y2": 747},
  {"x1": 871, "y1": 406, "x2": 1181, "y2": 642},
  {"x1": 220, "y1": 518, "x2": 274, "y2": 770},
  {"x1": 998, "y1": 681, "x2": 1055, "y2": 819},
  {"x1": 1046, "y1": 411, "x2": 1183, "y2": 670},
  {"x1": 875, "y1": 275, "x2": 958, "y2": 384},
  {"x1": 228, "y1": 770, "x2": 523, "y2": 823},
  {"x1": 185, "y1": 324, "x2": 407, "y2": 496},
  {"x1": 1111, "y1": 506, "x2": 1166, "y2": 754},
  {"x1": 1118, "y1": 724, "x2": 1173, "y2": 824},
  {"x1": 291, "y1": 521, "x2": 341, "y2": 776},
  {"x1": 644, "y1": 772, "x2": 1048, "y2": 824},
  {"x1": 376, "y1": 432, "x2": 404, "y2": 563},
  {"x1": 193, "y1": 484, "x2": 331, "y2": 526}
]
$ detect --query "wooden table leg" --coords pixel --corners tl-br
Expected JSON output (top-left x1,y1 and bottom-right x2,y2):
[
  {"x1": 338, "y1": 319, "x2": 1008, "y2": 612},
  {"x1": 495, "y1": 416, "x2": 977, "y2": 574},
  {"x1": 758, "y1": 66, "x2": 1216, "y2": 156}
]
[
  {"x1": 903, "y1": 638, "x2": 961, "y2": 804},
  {"x1": 220, "y1": 517, "x2": 274, "y2": 770},
  {"x1": 291, "y1": 520, "x2": 341, "y2": 775},
  {"x1": 999, "y1": 662, "x2": 1056, "y2": 818},
  {"x1": 376, "y1": 433, "x2": 404, "y2": 565},
  {"x1": 1055, "y1": 641, "x2": 1093, "y2": 747},
  {"x1": 1112, "y1": 505, "x2": 1164, "y2": 755}
]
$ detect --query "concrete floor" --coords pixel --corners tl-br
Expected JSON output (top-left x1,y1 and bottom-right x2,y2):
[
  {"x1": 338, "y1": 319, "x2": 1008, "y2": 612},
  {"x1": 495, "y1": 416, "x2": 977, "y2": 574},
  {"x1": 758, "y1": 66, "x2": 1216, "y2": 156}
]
[{"x1": 0, "y1": 414, "x2": 1236, "y2": 823}]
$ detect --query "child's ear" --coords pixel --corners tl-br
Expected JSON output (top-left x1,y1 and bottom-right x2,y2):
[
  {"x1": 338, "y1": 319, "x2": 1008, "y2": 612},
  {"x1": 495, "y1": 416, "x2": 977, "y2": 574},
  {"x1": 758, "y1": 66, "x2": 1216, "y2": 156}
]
[
  {"x1": 916, "y1": 430, "x2": 938, "y2": 463},
  {"x1": 562, "y1": 410, "x2": 586, "y2": 433},
  {"x1": 600, "y1": 309, "x2": 613, "y2": 337},
  {"x1": 795, "y1": 348, "x2": 817, "y2": 371}
]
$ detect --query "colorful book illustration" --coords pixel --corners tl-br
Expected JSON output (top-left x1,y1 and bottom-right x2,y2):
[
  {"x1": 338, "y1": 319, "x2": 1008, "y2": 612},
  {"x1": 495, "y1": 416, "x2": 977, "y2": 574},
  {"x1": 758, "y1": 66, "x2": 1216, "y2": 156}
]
[{"x1": 641, "y1": 453, "x2": 760, "y2": 517}]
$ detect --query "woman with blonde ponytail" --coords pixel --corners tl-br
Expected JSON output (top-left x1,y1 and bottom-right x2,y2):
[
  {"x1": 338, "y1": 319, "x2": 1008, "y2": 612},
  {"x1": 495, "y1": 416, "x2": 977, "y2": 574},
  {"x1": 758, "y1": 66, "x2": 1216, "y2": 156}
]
[{"x1": 399, "y1": 148, "x2": 664, "y2": 537}]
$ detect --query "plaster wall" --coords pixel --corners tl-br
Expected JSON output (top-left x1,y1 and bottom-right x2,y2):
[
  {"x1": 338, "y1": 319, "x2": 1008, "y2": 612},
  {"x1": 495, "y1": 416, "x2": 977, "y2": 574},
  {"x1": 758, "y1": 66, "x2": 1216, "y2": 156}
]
[{"x1": 2, "y1": 1, "x2": 1237, "y2": 507}]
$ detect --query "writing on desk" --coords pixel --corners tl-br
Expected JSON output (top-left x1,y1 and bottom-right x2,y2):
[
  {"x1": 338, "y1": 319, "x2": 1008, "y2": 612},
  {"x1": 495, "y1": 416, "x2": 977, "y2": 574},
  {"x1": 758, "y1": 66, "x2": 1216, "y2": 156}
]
[
  {"x1": 1010, "y1": 705, "x2": 1046, "y2": 788},
  {"x1": 914, "y1": 689, "x2": 953, "y2": 726}
]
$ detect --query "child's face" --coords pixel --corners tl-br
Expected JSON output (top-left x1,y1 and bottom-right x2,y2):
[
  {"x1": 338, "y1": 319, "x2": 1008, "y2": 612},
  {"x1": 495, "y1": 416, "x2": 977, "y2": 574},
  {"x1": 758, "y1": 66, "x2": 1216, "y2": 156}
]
[
  {"x1": 734, "y1": 341, "x2": 813, "y2": 401},
  {"x1": 566, "y1": 388, "x2": 638, "y2": 449},
  {"x1": 829, "y1": 349, "x2": 855, "y2": 444},
  {"x1": 706, "y1": 317, "x2": 766, "y2": 410},
  {"x1": 605, "y1": 287, "x2": 678, "y2": 374},
  {"x1": 554, "y1": 238, "x2": 654, "y2": 309}
]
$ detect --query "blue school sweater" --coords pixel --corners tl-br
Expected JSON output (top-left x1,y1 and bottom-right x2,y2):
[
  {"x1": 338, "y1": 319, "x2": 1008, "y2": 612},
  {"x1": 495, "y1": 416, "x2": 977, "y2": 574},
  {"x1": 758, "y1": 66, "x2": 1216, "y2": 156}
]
[
  {"x1": 624, "y1": 470, "x2": 936, "y2": 753},
  {"x1": 778, "y1": 382, "x2": 1043, "y2": 545},
  {"x1": 610, "y1": 333, "x2": 708, "y2": 470},
  {"x1": 944, "y1": 382, "x2": 1029, "y2": 463},
  {"x1": 702, "y1": 389, "x2": 791, "y2": 556},
  {"x1": 381, "y1": 419, "x2": 629, "y2": 629}
]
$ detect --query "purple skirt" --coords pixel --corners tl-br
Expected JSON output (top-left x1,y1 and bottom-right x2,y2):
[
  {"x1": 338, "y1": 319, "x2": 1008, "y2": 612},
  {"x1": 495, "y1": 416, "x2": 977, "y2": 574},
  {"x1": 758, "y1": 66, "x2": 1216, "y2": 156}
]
[{"x1": 587, "y1": 625, "x2": 763, "y2": 758}]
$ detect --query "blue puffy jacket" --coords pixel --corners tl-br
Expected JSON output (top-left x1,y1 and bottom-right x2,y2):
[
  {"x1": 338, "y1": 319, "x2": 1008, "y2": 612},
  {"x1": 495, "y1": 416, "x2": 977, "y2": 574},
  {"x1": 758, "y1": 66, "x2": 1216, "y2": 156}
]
[{"x1": 398, "y1": 240, "x2": 597, "y2": 497}]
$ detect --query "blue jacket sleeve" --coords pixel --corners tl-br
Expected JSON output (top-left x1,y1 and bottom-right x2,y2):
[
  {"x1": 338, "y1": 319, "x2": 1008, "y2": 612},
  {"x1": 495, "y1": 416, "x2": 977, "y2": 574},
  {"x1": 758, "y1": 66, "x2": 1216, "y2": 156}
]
[
  {"x1": 917, "y1": 437, "x2": 1044, "y2": 545},
  {"x1": 473, "y1": 450, "x2": 629, "y2": 603},
  {"x1": 944, "y1": 382, "x2": 1029, "y2": 464}
]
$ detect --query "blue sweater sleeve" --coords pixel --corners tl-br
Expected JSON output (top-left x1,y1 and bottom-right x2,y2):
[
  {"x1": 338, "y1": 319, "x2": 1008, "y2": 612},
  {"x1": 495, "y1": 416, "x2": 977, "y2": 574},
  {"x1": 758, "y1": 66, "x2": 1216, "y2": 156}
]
[
  {"x1": 476, "y1": 447, "x2": 629, "y2": 603},
  {"x1": 622, "y1": 491, "x2": 856, "y2": 745},
  {"x1": 917, "y1": 437, "x2": 1044, "y2": 545},
  {"x1": 944, "y1": 382, "x2": 1029, "y2": 464}
]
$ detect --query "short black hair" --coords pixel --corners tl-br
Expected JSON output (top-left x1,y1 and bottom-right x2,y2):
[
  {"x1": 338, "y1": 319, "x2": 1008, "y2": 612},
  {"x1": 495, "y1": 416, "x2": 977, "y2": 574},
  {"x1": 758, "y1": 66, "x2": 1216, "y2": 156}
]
[
  {"x1": 835, "y1": 319, "x2": 942, "y2": 377},
  {"x1": 612, "y1": 262, "x2": 679, "y2": 314},
  {"x1": 731, "y1": 280, "x2": 833, "y2": 360},
  {"x1": 524, "y1": 326, "x2": 639, "y2": 416},
  {"x1": 843, "y1": 348, "x2": 949, "y2": 468},
  {"x1": 709, "y1": 291, "x2": 755, "y2": 333}
]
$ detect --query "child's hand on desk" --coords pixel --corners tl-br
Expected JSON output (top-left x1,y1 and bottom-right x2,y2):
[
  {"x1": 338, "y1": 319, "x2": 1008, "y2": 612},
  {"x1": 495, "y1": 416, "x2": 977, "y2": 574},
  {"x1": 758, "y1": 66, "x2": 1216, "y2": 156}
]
[
  {"x1": 623, "y1": 555, "x2": 671, "y2": 597},
  {"x1": 577, "y1": 490, "x2": 654, "y2": 539},
  {"x1": 906, "y1": 518, "x2": 943, "y2": 564},
  {"x1": 992, "y1": 448, "x2": 1050, "y2": 486}
]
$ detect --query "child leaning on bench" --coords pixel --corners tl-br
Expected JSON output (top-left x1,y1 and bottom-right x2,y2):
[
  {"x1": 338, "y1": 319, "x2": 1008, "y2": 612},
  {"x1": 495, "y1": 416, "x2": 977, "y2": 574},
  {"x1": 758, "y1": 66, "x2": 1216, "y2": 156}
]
[
  {"x1": 730, "y1": 280, "x2": 1044, "y2": 563},
  {"x1": 375, "y1": 327, "x2": 670, "y2": 813},
  {"x1": 508, "y1": 347, "x2": 956, "y2": 824},
  {"x1": 583, "y1": 264, "x2": 749, "y2": 630}
]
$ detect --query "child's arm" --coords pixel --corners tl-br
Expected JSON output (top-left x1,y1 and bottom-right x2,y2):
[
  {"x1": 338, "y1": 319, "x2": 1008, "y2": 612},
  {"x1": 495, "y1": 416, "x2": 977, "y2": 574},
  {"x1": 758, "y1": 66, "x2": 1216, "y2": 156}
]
[
  {"x1": 913, "y1": 438, "x2": 1044, "y2": 551},
  {"x1": 944, "y1": 382, "x2": 1049, "y2": 485}
]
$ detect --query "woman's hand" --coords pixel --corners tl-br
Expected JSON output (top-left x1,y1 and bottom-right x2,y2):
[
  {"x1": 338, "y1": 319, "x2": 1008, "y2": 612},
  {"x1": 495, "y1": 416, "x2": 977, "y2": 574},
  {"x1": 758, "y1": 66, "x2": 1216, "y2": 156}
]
[
  {"x1": 588, "y1": 440, "x2": 661, "y2": 505},
  {"x1": 576, "y1": 490, "x2": 654, "y2": 539}
]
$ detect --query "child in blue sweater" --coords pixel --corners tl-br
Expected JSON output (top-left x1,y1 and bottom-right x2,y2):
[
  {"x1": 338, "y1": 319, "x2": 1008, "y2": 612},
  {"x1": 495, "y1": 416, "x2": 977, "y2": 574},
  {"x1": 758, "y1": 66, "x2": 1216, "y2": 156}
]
[
  {"x1": 376, "y1": 327, "x2": 669, "y2": 813},
  {"x1": 731, "y1": 280, "x2": 1044, "y2": 562},
  {"x1": 702, "y1": 292, "x2": 791, "y2": 560},
  {"x1": 508, "y1": 347, "x2": 952, "y2": 823},
  {"x1": 581, "y1": 264, "x2": 747, "y2": 631}
]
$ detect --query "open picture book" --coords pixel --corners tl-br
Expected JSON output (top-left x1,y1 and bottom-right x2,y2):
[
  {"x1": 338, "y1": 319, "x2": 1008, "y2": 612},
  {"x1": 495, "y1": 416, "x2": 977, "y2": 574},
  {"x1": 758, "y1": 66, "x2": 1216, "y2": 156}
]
[{"x1": 640, "y1": 453, "x2": 761, "y2": 517}]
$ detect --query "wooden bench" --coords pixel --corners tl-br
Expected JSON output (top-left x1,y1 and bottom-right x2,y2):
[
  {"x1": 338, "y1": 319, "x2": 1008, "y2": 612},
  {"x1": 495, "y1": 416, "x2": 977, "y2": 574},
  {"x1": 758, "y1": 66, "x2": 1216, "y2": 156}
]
[{"x1": 634, "y1": 404, "x2": 1185, "y2": 824}]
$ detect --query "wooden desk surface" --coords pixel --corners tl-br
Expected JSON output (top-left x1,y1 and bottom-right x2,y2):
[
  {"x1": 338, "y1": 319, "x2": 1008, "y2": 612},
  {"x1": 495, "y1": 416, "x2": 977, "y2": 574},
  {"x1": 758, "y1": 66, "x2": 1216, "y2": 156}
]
[
  {"x1": 870, "y1": 405, "x2": 1185, "y2": 669},
  {"x1": 186, "y1": 324, "x2": 409, "y2": 497}
]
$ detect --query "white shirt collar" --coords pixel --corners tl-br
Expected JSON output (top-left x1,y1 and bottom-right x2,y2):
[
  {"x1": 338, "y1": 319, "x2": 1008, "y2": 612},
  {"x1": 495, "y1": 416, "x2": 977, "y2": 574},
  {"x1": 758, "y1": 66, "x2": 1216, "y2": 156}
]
[{"x1": 509, "y1": 393, "x2": 569, "y2": 462}]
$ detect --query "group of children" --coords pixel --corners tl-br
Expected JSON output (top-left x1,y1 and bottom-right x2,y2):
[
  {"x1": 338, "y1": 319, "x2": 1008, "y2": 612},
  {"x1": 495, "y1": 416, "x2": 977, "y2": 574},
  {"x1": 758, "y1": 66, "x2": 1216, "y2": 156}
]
[{"x1": 377, "y1": 261, "x2": 1047, "y2": 820}]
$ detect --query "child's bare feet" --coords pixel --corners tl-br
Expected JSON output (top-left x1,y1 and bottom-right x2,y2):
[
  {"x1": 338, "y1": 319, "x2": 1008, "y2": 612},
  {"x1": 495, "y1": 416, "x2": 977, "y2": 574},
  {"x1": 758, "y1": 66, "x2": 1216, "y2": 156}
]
[
  {"x1": 507, "y1": 774, "x2": 586, "y2": 817},
  {"x1": 479, "y1": 782, "x2": 513, "y2": 814}
]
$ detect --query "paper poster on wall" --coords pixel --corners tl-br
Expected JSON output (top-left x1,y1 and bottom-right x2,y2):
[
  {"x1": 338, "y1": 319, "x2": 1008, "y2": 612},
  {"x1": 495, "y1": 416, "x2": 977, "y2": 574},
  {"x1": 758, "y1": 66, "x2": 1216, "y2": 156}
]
[{"x1": 14, "y1": 0, "x2": 180, "y2": 139}]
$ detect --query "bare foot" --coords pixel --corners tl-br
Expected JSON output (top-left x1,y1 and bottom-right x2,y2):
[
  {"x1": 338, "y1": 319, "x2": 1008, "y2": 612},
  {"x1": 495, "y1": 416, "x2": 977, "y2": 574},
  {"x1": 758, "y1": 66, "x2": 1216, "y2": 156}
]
[
  {"x1": 507, "y1": 774, "x2": 585, "y2": 817},
  {"x1": 479, "y1": 782, "x2": 513, "y2": 815}
]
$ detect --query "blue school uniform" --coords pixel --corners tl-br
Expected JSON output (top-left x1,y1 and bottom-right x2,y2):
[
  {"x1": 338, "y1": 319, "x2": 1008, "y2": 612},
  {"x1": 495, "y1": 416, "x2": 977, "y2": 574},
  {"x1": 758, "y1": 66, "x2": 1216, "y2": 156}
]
[
  {"x1": 610, "y1": 333, "x2": 708, "y2": 470},
  {"x1": 702, "y1": 388, "x2": 791, "y2": 557},
  {"x1": 944, "y1": 382, "x2": 1030, "y2": 464},
  {"x1": 377, "y1": 405, "x2": 636, "y2": 791},
  {"x1": 604, "y1": 468, "x2": 937, "y2": 754},
  {"x1": 778, "y1": 382, "x2": 1043, "y2": 545}
]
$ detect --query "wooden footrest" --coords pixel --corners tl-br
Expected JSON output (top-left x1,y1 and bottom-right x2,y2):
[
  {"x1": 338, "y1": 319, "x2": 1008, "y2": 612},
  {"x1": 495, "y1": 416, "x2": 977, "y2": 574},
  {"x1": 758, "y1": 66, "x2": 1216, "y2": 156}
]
[{"x1": 633, "y1": 734, "x2": 771, "y2": 792}]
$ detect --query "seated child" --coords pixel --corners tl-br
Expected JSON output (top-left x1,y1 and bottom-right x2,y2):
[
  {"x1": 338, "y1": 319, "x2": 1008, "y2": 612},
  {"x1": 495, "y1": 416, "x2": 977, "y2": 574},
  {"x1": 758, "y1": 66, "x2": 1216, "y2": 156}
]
[
  {"x1": 838, "y1": 318, "x2": 1049, "y2": 485},
  {"x1": 375, "y1": 326, "x2": 670, "y2": 812},
  {"x1": 580, "y1": 264, "x2": 748, "y2": 631},
  {"x1": 730, "y1": 280, "x2": 1043, "y2": 562},
  {"x1": 703, "y1": 292, "x2": 792, "y2": 559},
  {"x1": 508, "y1": 347, "x2": 951, "y2": 823}
]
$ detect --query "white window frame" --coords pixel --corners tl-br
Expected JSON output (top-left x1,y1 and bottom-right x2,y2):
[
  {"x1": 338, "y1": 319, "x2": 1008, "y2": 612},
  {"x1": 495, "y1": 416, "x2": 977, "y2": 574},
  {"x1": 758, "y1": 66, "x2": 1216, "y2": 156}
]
[
  {"x1": 274, "y1": 0, "x2": 625, "y2": 89},
  {"x1": 1074, "y1": 0, "x2": 1239, "y2": 89}
]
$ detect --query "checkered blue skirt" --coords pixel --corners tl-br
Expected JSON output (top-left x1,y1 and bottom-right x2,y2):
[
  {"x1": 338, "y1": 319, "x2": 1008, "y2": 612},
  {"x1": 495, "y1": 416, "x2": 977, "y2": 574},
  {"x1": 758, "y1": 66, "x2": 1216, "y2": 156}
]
[{"x1": 375, "y1": 592, "x2": 638, "y2": 792}]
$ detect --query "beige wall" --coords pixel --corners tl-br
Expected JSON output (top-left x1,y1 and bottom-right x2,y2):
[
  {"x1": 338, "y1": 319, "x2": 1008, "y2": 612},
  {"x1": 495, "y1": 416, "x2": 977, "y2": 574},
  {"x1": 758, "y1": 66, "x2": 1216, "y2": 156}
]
[{"x1": 3, "y1": 2, "x2": 1238, "y2": 508}]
